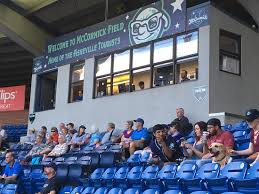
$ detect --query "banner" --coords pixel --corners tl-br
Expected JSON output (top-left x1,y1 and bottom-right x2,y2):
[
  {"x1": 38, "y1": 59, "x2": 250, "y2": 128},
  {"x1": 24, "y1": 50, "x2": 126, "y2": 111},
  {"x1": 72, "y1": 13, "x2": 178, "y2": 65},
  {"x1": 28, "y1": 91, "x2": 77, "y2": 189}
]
[
  {"x1": 0, "y1": 85, "x2": 25, "y2": 112},
  {"x1": 33, "y1": 0, "x2": 187, "y2": 74},
  {"x1": 187, "y1": 3, "x2": 209, "y2": 31}
]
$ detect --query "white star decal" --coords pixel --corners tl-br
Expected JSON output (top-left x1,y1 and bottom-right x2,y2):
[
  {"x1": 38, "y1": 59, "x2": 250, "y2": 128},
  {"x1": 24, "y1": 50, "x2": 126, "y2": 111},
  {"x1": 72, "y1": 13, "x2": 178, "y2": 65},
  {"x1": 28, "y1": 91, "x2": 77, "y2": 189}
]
[
  {"x1": 126, "y1": 15, "x2": 129, "y2": 20},
  {"x1": 175, "y1": 22, "x2": 180, "y2": 29},
  {"x1": 171, "y1": 0, "x2": 184, "y2": 13},
  {"x1": 123, "y1": 29, "x2": 126, "y2": 32}
]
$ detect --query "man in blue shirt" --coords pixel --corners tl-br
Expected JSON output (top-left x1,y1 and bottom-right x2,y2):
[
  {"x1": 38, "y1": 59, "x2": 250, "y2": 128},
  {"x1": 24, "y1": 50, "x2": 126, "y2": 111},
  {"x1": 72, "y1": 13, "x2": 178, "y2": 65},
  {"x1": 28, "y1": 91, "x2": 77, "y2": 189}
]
[
  {"x1": 129, "y1": 118, "x2": 149, "y2": 155},
  {"x1": 0, "y1": 151, "x2": 22, "y2": 184}
]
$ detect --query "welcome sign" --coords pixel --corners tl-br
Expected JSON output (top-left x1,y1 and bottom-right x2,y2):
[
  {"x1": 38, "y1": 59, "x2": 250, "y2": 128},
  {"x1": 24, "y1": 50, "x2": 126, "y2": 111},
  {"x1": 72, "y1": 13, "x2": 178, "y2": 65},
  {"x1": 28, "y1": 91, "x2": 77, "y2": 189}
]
[{"x1": 33, "y1": 0, "x2": 187, "y2": 73}]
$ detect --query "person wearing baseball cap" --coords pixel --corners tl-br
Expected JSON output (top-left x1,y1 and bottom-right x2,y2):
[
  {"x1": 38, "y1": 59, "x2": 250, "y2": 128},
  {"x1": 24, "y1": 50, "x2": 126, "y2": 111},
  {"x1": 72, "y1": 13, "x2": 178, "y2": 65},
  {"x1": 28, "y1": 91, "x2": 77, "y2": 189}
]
[
  {"x1": 129, "y1": 118, "x2": 149, "y2": 155},
  {"x1": 36, "y1": 163, "x2": 60, "y2": 194},
  {"x1": 245, "y1": 109, "x2": 259, "y2": 123}
]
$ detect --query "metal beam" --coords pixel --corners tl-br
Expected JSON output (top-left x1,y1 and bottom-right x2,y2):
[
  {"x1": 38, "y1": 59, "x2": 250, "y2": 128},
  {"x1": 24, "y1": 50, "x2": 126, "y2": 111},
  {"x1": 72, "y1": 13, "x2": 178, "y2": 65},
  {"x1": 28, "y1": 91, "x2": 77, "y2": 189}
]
[
  {"x1": 0, "y1": 4, "x2": 52, "y2": 56},
  {"x1": 27, "y1": 0, "x2": 58, "y2": 14}
]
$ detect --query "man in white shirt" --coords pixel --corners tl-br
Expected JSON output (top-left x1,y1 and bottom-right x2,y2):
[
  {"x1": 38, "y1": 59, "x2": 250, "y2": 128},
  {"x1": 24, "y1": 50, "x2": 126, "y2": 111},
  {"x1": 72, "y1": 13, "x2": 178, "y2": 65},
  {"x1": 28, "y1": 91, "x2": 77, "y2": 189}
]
[{"x1": 0, "y1": 124, "x2": 7, "y2": 148}]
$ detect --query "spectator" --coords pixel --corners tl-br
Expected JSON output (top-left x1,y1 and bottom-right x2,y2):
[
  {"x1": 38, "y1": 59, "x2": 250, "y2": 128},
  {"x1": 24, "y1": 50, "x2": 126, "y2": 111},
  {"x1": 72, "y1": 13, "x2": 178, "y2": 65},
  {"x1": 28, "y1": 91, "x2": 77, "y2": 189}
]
[
  {"x1": 181, "y1": 70, "x2": 190, "y2": 82},
  {"x1": 26, "y1": 135, "x2": 45, "y2": 159},
  {"x1": 181, "y1": 121, "x2": 208, "y2": 159},
  {"x1": 60, "y1": 127, "x2": 71, "y2": 143},
  {"x1": 88, "y1": 125, "x2": 101, "y2": 147},
  {"x1": 46, "y1": 135, "x2": 68, "y2": 157},
  {"x1": 168, "y1": 121, "x2": 183, "y2": 143},
  {"x1": 120, "y1": 121, "x2": 134, "y2": 149},
  {"x1": 75, "y1": 90, "x2": 83, "y2": 101},
  {"x1": 231, "y1": 118, "x2": 259, "y2": 160},
  {"x1": 202, "y1": 118, "x2": 234, "y2": 159},
  {"x1": 37, "y1": 163, "x2": 60, "y2": 194},
  {"x1": 138, "y1": 81, "x2": 145, "y2": 90},
  {"x1": 101, "y1": 123, "x2": 121, "y2": 145},
  {"x1": 129, "y1": 118, "x2": 149, "y2": 155},
  {"x1": 25, "y1": 128, "x2": 37, "y2": 145},
  {"x1": 173, "y1": 108, "x2": 193, "y2": 136},
  {"x1": 69, "y1": 125, "x2": 88, "y2": 149},
  {"x1": 41, "y1": 126, "x2": 48, "y2": 143},
  {"x1": 38, "y1": 136, "x2": 55, "y2": 156},
  {"x1": 0, "y1": 151, "x2": 22, "y2": 184},
  {"x1": 149, "y1": 124, "x2": 183, "y2": 164},
  {"x1": 0, "y1": 124, "x2": 7, "y2": 148},
  {"x1": 58, "y1": 123, "x2": 65, "y2": 132},
  {"x1": 67, "y1": 122, "x2": 77, "y2": 136},
  {"x1": 50, "y1": 127, "x2": 59, "y2": 144}
]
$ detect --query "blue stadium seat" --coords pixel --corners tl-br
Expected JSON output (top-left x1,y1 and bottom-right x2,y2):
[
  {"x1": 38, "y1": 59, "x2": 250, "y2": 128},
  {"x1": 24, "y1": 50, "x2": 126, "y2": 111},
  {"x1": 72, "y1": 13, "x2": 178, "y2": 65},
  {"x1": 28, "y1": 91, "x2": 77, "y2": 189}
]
[
  {"x1": 107, "y1": 188, "x2": 123, "y2": 194},
  {"x1": 99, "y1": 152, "x2": 115, "y2": 168},
  {"x1": 109, "y1": 144, "x2": 123, "y2": 153},
  {"x1": 96, "y1": 145, "x2": 109, "y2": 153},
  {"x1": 56, "y1": 164, "x2": 69, "y2": 179},
  {"x1": 182, "y1": 162, "x2": 220, "y2": 192},
  {"x1": 65, "y1": 156, "x2": 78, "y2": 165},
  {"x1": 224, "y1": 124, "x2": 233, "y2": 131},
  {"x1": 195, "y1": 159, "x2": 212, "y2": 168},
  {"x1": 59, "y1": 186, "x2": 74, "y2": 194},
  {"x1": 124, "y1": 188, "x2": 141, "y2": 194},
  {"x1": 90, "y1": 168, "x2": 105, "y2": 187},
  {"x1": 140, "y1": 152, "x2": 151, "y2": 166},
  {"x1": 81, "y1": 146, "x2": 95, "y2": 153},
  {"x1": 190, "y1": 191, "x2": 212, "y2": 194},
  {"x1": 163, "y1": 190, "x2": 184, "y2": 194},
  {"x1": 93, "y1": 187, "x2": 109, "y2": 194},
  {"x1": 68, "y1": 163, "x2": 83, "y2": 183},
  {"x1": 53, "y1": 156, "x2": 65, "y2": 164},
  {"x1": 163, "y1": 163, "x2": 197, "y2": 191},
  {"x1": 101, "y1": 167, "x2": 117, "y2": 187},
  {"x1": 87, "y1": 152, "x2": 100, "y2": 170},
  {"x1": 81, "y1": 187, "x2": 96, "y2": 194},
  {"x1": 233, "y1": 131, "x2": 249, "y2": 144},
  {"x1": 77, "y1": 155, "x2": 91, "y2": 166},
  {"x1": 206, "y1": 161, "x2": 248, "y2": 193},
  {"x1": 221, "y1": 192, "x2": 245, "y2": 194},
  {"x1": 41, "y1": 157, "x2": 53, "y2": 165},
  {"x1": 113, "y1": 166, "x2": 130, "y2": 188},
  {"x1": 0, "y1": 184, "x2": 4, "y2": 192},
  {"x1": 71, "y1": 186, "x2": 85, "y2": 194},
  {"x1": 127, "y1": 166, "x2": 144, "y2": 188},
  {"x1": 1, "y1": 184, "x2": 17, "y2": 194},
  {"x1": 127, "y1": 154, "x2": 141, "y2": 166},
  {"x1": 142, "y1": 165, "x2": 160, "y2": 189},
  {"x1": 233, "y1": 161, "x2": 259, "y2": 193},
  {"x1": 142, "y1": 188, "x2": 160, "y2": 194}
]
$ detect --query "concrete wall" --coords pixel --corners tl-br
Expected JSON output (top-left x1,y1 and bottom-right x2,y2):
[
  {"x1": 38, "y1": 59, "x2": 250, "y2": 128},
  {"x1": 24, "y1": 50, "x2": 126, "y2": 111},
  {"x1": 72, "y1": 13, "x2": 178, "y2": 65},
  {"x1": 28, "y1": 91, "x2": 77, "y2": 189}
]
[
  {"x1": 28, "y1": 26, "x2": 210, "y2": 132},
  {"x1": 209, "y1": 6, "x2": 259, "y2": 116}
]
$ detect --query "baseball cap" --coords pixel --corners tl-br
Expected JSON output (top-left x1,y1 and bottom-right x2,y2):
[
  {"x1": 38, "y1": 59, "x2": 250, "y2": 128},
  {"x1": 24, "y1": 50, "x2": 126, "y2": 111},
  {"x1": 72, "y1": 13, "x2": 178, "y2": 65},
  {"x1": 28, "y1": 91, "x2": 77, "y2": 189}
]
[
  {"x1": 245, "y1": 109, "x2": 259, "y2": 122},
  {"x1": 44, "y1": 162, "x2": 57, "y2": 171},
  {"x1": 134, "y1": 118, "x2": 144, "y2": 125},
  {"x1": 207, "y1": 118, "x2": 221, "y2": 128},
  {"x1": 79, "y1": 125, "x2": 86, "y2": 130}
]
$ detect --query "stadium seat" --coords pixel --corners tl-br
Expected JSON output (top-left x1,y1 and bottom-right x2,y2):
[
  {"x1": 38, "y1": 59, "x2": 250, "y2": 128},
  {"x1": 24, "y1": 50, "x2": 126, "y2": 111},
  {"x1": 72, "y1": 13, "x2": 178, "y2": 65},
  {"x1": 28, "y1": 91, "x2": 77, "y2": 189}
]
[
  {"x1": 81, "y1": 187, "x2": 96, "y2": 194},
  {"x1": 195, "y1": 159, "x2": 212, "y2": 168},
  {"x1": 190, "y1": 191, "x2": 212, "y2": 194},
  {"x1": 99, "y1": 152, "x2": 115, "y2": 168},
  {"x1": 68, "y1": 163, "x2": 83, "y2": 183},
  {"x1": 1, "y1": 184, "x2": 17, "y2": 194},
  {"x1": 41, "y1": 157, "x2": 53, "y2": 165},
  {"x1": 65, "y1": 156, "x2": 78, "y2": 165},
  {"x1": 101, "y1": 167, "x2": 117, "y2": 187},
  {"x1": 96, "y1": 145, "x2": 109, "y2": 153},
  {"x1": 142, "y1": 188, "x2": 160, "y2": 194},
  {"x1": 107, "y1": 188, "x2": 123, "y2": 194},
  {"x1": 89, "y1": 168, "x2": 105, "y2": 187},
  {"x1": 93, "y1": 187, "x2": 109, "y2": 194},
  {"x1": 81, "y1": 146, "x2": 95, "y2": 153},
  {"x1": 221, "y1": 192, "x2": 245, "y2": 194},
  {"x1": 124, "y1": 188, "x2": 141, "y2": 194},
  {"x1": 113, "y1": 166, "x2": 130, "y2": 188},
  {"x1": 206, "y1": 161, "x2": 248, "y2": 193},
  {"x1": 53, "y1": 156, "x2": 65, "y2": 164},
  {"x1": 163, "y1": 163, "x2": 197, "y2": 191},
  {"x1": 127, "y1": 153, "x2": 141, "y2": 166},
  {"x1": 0, "y1": 184, "x2": 4, "y2": 192},
  {"x1": 142, "y1": 165, "x2": 160, "y2": 189},
  {"x1": 87, "y1": 152, "x2": 100, "y2": 170},
  {"x1": 163, "y1": 190, "x2": 184, "y2": 194},
  {"x1": 233, "y1": 131, "x2": 249, "y2": 144},
  {"x1": 71, "y1": 186, "x2": 85, "y2": 194},
  {"x1": 59, "y1": 185, "x2": 74, "y2": 194},
  {"x1": 56, "y1": 164, "x2": 69, "y2": 179},
  {"x1": 109, "y1": 144, "x2": 123, "y2": 152},
  {"x1": 78, "y1": 155, "x2": 92, "y2": 166},
  {"x1": 127, "y1": 166, "x2": 144, "y2": 188},
  {"x1": 182, "y1": 162, "x2": 220, "y2": 192},
  {"x1": 233, "y1": 161, "x2": 259, "y2": 193}
]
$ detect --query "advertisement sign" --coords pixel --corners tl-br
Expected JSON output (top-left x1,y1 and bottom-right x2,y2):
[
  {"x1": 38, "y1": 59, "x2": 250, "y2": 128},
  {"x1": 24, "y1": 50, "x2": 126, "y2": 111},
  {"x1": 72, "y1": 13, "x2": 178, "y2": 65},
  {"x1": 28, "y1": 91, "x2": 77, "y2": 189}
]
[
  {"x1": 33, "y1": 0, "x2": 187, "y2": 74},
  {"x1": 0, "y1": 85, "x2": 26, "y2": 112},
  {"x1": 187, "y1": 3, "x2": 209, "y2": 31}
]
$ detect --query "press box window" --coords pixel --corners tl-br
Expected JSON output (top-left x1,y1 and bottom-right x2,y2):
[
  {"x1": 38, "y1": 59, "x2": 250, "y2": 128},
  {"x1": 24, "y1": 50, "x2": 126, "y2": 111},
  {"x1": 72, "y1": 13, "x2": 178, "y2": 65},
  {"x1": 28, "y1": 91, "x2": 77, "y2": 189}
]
[
  {"x1": 177, "y1": 59, "x2": 198, "y2": 83},
  {"x1": 219, "y1": 30, "x2": 241, "y2": 75},
  {"x1": 69, "y1": 62, "x2": 84, "y2": 103},
  {"x1": 35, "y1": 71, "x2": 57, "y2": 112}
]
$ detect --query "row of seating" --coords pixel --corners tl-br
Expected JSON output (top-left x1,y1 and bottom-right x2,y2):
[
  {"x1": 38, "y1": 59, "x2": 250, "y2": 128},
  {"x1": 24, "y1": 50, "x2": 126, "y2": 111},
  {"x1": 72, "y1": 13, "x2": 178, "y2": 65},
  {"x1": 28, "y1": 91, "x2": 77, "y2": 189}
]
[
  {"x1": 0, "y1": 184, "x2": 17, "y2": 194},
  {"x1": 3, "y1": 124, "x2": 27, "y2": 143}
]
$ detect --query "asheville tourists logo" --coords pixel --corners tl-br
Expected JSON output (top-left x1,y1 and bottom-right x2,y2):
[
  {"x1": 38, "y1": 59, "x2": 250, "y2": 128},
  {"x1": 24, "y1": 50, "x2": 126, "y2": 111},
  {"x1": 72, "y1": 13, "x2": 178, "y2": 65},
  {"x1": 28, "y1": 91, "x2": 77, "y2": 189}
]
[
  {"x1": 128, "y1": 0, "x2": 170, "y2": 45},
  {"x1": 188, "y1": 8, "x2": 208, "y2": 27},
  {"x1": 33, "y1": 57, "x2": 43, "y2": 73},
  {"x1": 193, "y1": 85, "x2": 208, "y2": 103}
]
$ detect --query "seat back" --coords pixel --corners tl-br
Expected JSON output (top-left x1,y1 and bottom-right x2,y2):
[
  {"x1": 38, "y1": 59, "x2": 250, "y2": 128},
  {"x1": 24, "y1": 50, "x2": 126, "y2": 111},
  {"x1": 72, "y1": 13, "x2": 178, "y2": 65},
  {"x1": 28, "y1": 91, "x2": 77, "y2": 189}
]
[
  {"x1": 77, "y1": 155, "x2": 91, "y2": 166},
  {"x1": 124, "y1": 188, "x2": 141, "y2": 194},
  {"x1": 140, "y1": 152, "x2": 151, "y2": 163},
  {"x1": 142, "y1": 189, "x2": 160, "y2": 194},
  {"x1": 163, "y1": 190, "x2": 184, "y2": 194},
  {"x1": 175, "y1": 163, "x2": 197, "y2": 179},
  {"x1": 233, "y1": 131, "x2": 247, "y2": 141},
  {"x1": 65, "y1": 156, "x2": 77, "y2": 165},
  {"x1": 158, "y1": 163, "x2": 177, "y2": 180},
  {"x1": 82, "y1": 187, "x2": 96, "y2": 194},
  {"x1": 68, "y1": 164, "x2": 83, "y2": 178},
  {"x1": 58, "y1": 186, "x2": 74, "y2": 194},
  {"x1": 56, "y1": 164, "x2": 69, "y2": 178},
  {"x1": 127, "y1": 154, "x2": 141, "y2": 166},
  {"x1": 90, "y1": 168, "x2": 105, "y2": 180},
  {"x1": 141, "y1": 165, "x2": 159, "y2": 180},
  {"x1": 109, "y1": 144, "x2": 123, "y2": 152},
  {"x1": 94, "y1": 187, "x2": 109, "y2": 194},
  {"x1": 71, "y1": 186, "x2": 85, "y2": 194},
  {"x1": 127, "y1": 166, "x2": 144, "y2": 180},
  {"x1": 195, "y1": 163, "x2": 220, "y2": 179},
  {"x1": 219, "y1": 161, "x2": 248, "y2": 179},
  {"x1": 102, "y1": 167, "x2": 117, "y2": 180},
  {"x1": 41, "y1": 157, "x2": 53, "y2": 165},
  {"x1": 2, "y1": 184, "x2": 17, "y2": 194},
  {"x1": 54, "y1": 157, "x2": 65, "y2": 164},
  {"x1": 245, "y1": 161, "x2": 259, "y2": 179},
  {"x1": 100, "y1": 152, "x2": 114, "y2": 168},
  {"x1": 114, "y1": 166, "x2": 130, "y2": 180},
  {"x1": 87, "y1": 152, "x2": 100, "y2": 168},
  {"x1": 107, "y1": 188, "x2": 123, "y2": 194}
]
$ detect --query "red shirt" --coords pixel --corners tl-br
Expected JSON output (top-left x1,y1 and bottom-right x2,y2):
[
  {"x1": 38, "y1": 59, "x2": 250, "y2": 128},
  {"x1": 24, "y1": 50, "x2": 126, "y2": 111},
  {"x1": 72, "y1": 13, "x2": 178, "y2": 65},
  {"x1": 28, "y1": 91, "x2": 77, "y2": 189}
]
[
  {"x1": 208, "y1": 130, "x2": 234, "y2": 148},
  {"x1": 250, "y1": 129, "x2": 259, "y2": 152},
  {"x1": 52, "y1": 132, "x2": 59, "y2": 144}
]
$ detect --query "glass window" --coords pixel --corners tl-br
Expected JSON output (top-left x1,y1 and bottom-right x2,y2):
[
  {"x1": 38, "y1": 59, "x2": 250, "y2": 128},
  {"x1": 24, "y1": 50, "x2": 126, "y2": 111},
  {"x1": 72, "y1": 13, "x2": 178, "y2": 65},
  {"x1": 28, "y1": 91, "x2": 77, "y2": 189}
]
[
  {"x1": 177, "y1": 31, "x2": 198, "y2": 58},
  {"x1": 219, "y1": 30, "x2": 241, "y2": 75},
  {"x1": 132, "y1": 67, "x2": 151, "y2": 91},
  {"x1": 176, "y1": 59, "x2": 198, "y2": 83},
  {"x1": 96, "y1": 55, "x2": 111, "y2": 77},
  {"x1": 153, "y1": 63, "x2": 174, "y2": 87},
  {"x1": 69, "y1": 63, "x2": 84, "y2": 103},
  {"x1": 114, "y1": 50, "x2": 130, "y2": 73},
  {"x1": 96, "y1": 76, "x2": 111, "y2": 97},
  {"x1": 112, "y1": 72, "x2": 130, "y2": 95},
  {"x1": 154, "y1": 38, "x2": 173, "y2": 63},
  {"x1": 133, "y1": 45, "x2": 150, "y2": 68}
]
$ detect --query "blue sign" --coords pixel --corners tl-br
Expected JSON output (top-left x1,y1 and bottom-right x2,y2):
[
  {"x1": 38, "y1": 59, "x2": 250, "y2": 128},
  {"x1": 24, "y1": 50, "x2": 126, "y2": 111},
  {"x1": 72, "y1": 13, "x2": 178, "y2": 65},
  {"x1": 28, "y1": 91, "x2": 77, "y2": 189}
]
[
  {"x1": 187, "y1": 3, "x2": 209, "y2": 31},
  {"x1": 33, "y1": 0, "x2": 187, "y2": 74}
]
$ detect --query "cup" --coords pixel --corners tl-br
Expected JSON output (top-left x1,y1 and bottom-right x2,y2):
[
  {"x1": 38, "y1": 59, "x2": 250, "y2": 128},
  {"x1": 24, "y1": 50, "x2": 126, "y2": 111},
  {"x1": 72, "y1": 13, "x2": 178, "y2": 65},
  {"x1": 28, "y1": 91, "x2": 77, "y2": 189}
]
[{"x1": 202, "y1": 131, "x2": 210, "y2": 142}]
